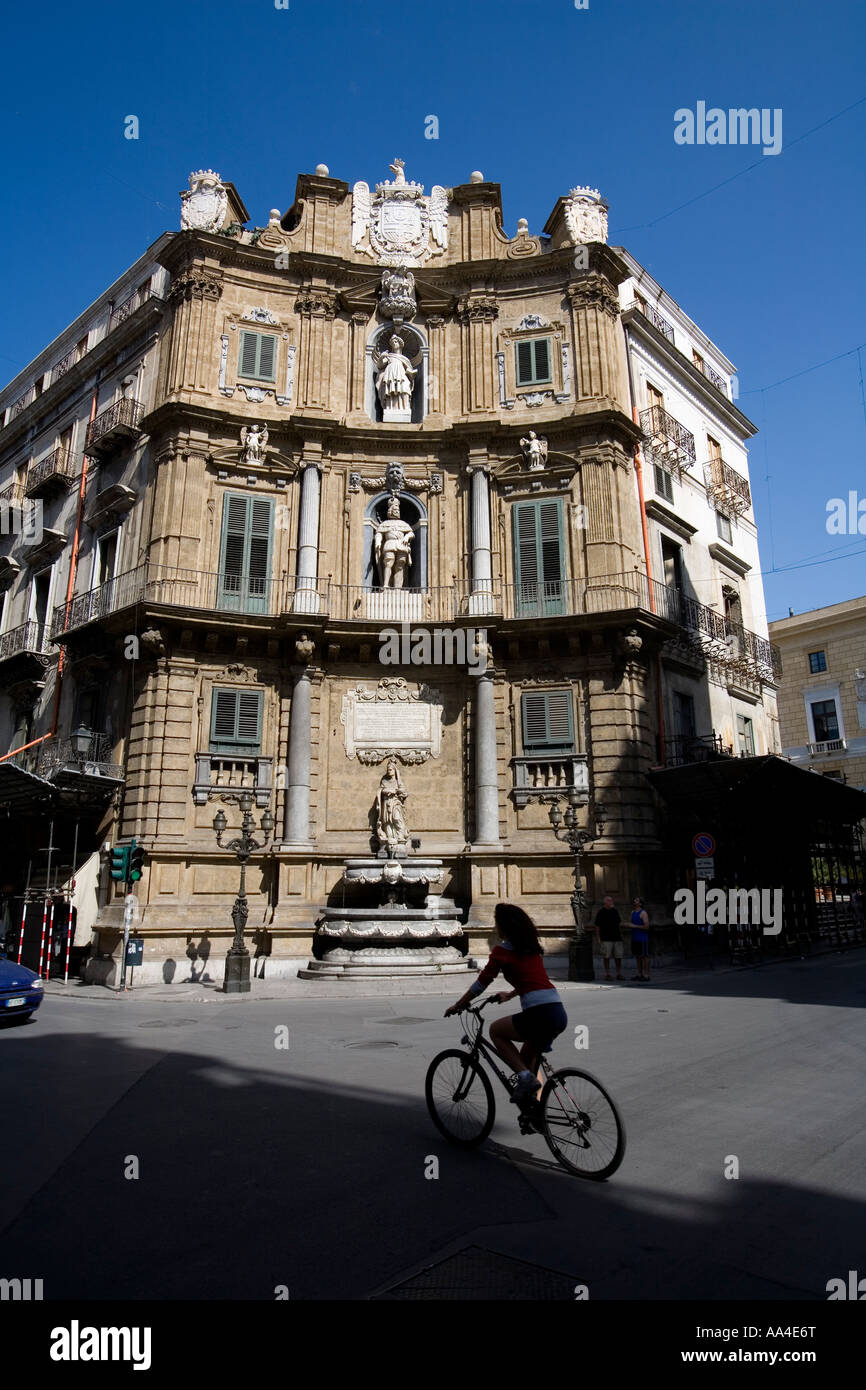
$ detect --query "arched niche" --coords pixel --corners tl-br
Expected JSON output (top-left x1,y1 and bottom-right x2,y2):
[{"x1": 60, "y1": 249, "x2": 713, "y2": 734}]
[
  {"x1": 365, "y1": 323, "x2": 429, "y2": 424},
  {"x1": 363, "y1": 491, "x2": 428, "y2": 590}
]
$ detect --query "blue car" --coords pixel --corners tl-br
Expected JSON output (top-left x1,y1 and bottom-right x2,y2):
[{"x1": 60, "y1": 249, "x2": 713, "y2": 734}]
[{"x1": 0, "y1": 952, "x2": 44, "y2": 1024}]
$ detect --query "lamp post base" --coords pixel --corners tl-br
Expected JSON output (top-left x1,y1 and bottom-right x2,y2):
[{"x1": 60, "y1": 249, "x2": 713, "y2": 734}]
[
  {"x1": 223, "y1": 949, "x2": 251, "y2": 994},
  {"x1": 568, "y1": 933, "x2": 595, "y2": 982}
]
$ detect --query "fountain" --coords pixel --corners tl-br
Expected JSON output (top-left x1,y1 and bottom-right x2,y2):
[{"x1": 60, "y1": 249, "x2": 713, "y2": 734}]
[{"x1": 300, "y1": 760, "x2": 472, "y2": 979}]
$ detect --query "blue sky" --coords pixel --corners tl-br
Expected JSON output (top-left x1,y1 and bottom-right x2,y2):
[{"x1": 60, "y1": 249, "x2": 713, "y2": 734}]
[{"x1": 1, "y1": 0, "x2": 864, "y2": 621}]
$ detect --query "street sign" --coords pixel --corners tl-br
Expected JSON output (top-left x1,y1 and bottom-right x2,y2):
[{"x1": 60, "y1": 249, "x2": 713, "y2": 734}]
[
  {"x1": 693, "y1": 832, "x2": 716, "y2": 857},
  {"x1": 695, "y1": 856, "x2": 715, "y2": 879},
  {"x1": 125, "y1": 938, "x2": 143, "y2": 967}
]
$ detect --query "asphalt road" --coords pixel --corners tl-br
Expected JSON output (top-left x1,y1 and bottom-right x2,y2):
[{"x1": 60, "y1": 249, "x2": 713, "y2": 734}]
[{"x1": 1, "y1": 954, "x2": 864, "y2": 1300}]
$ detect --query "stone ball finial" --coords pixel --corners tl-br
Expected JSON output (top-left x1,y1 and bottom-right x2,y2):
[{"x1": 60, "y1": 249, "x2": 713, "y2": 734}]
[
  {"x1": 470, "y1": 170, "x2": 484, "y2": 184},
  {"x1": 517, "y1": 217, "x2": 529, "y2": 232},
  {"x1": 315, "y1": 163, "x2": 330, "y2": 177}
]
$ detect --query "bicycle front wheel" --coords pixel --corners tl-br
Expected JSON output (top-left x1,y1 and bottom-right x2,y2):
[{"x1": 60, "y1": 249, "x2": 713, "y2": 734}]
[
  {"x1": 539, "y1": 1068, "x2": 625, "y2": 1180},
  {"x1": 425, "y1": 1049, "x2": 495, "y2": 1146}
]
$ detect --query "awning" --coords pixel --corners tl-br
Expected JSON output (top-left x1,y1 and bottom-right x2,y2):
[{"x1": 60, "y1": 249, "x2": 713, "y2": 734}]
[
  {"x1": 0, "y1": 759, "x2": 58, "y2": 812},
  {"x1": 648, "y1": 754, "x2": 866, "y2": 825}
]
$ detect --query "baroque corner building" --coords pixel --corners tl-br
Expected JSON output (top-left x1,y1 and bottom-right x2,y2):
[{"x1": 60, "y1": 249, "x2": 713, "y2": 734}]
[{"x1": 0, "y1": 166, "x2": 781, "y2": 983}]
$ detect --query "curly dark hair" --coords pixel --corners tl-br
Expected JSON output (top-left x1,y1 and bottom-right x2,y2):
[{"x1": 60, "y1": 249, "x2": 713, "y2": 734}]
[{"x1": 494, "y1": 902, "x2": 543, "y2": 956}]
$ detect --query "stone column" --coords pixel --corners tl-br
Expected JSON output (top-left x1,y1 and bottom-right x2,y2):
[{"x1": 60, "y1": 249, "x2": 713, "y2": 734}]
[
  {"x1": 458, "y1": 296, "x2": 498, "y2": 414},
  {"x1": 284, "y1": 666, "x2": 313, "y2": 844},
  {"x1": 349, "y1": 312, "x2": 369, "y2": 413},
  {"x1": 294, "y1": 460, "x2": 321, "y2": 613},
  {"x1": 473, "y1": 668, "x2": 500, "y2": 844},
  {"x1": 467, "y1": 456, "x2": 494, "y2": 616},
  {"x1": 295, "y1": 287, "x2": 337, "y2": 410},
  {"x1": 426, "y1": 315, "x2": 445, "y2": 414},
  {"x1": 167, "y1": 265, "x2": 222, "y2": 396},
  {"x1": 566, "y1": 275, "x2": 622, "y2": 404}
]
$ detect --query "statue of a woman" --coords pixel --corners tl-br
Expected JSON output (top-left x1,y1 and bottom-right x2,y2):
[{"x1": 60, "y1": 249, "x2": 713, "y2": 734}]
[
  {"x1": 374, "y1": 334, "x2": 417, "y2": 417},
  {"x1": 376, "y1": 757, "x2": 410, "y2": 856}
]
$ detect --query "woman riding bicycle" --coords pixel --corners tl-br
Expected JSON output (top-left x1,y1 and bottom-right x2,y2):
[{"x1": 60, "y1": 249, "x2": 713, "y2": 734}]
[{"x1": 445, "y1": 903, "x2": 567, "y2": 1102}]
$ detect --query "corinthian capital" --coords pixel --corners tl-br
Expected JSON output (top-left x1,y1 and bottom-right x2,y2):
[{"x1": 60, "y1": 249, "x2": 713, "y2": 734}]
[
  {"x1": 567, "y1": 274, "x2": 619, "y2": 319},
  {"x1": 169, "y1": 268, "x2": 224, "y2": 302},
  {"x1": 458, "y1": 295, "x2": 499, "y2": 323},
  {"x1": 295, "y1": 287, "x2": 338, "y2": 319}
]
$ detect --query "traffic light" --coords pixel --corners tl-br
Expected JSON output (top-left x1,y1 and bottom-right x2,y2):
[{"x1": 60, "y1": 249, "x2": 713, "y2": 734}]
[
  {"x1": 129, "y1": 843, "x2": 146, "y2": 882},
  {"x1": 110, "y1": 843, "x2": 131, "y2": 882}
]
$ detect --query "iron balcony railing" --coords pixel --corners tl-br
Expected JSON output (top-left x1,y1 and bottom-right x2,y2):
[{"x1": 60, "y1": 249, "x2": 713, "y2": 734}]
[
  {"x1": 705, "y1": 456, "x2": 751, "y2": 514},
  {"x1": 663, "y1": 733, "x2": 734, "y2": 768},
  {"x1": 0, "y1": 620, "x2": 53, "y2": 661},
  {"x1": 677, "y1": 592, "x2": 781, "y2": 681},
  {"x1": 37, "y1": 731, "x2": 123, "y2": 782},
  {"x1": 109, "y1": 286, "x2": 150, "y2": 331},
  {"x1": 51, "y1": 348, "x2": 77, "y2": 383},
  {"x1": 8, "y1": 388, "x2": 33, "y2": 421},
  {"x1": 640, "y1": 404, "x2": 696, "y2": 477},
  {"x1": 25, "y1": 448, "x2": 76, "y2": 496},
  {"x1": 695, "y1": 359, "x2": 728, "y2": 394},
  {"x1": 631, "y1": 300, "x2": 675, "y2": 343},
  {"x1": 85, "y1": 398, "x2": 144, "y2": 452}
]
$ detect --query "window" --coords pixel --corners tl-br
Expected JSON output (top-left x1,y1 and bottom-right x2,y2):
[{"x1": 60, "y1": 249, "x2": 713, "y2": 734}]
[
  {"x1": 218, "y1": 493, "x2": 273, "y2": 614},
  {"x1": 661, "y1": 537, "x2": 683, "y2": 591},
  {"x1": 209, "y1": 687, "x2": 264, "y2": 754},
  {"x1": 811, "y1": 700, "x2": 839, "y2": 743},
  {"x1": 673, "y1": 691, "x2": 696, "y2": 739},
  {"x1": 512, "y1": 498, "x2": 565, "y2": 615},
  {"x1": 808, "y1": 650, "x2": 827, "y2": 674},
  {"x1": 647, "y1": 383, "x2": 664, "y2": 413},
  {"x1": 514, "y1": 338, "x2": 552, "y2": 387},
  {"x1": 693, "y1": 350, "x2": 704, "y2": 373},
  {"x1": 633, "y1": 292, "x2": 647, "y2": 314},
  {"x1": 237, "y1": 330, "x2": 277, "y2": 382},
  {"x1": 824, "y1": 769, "x2": 843, "y2": 781},
  {"x1": 521, "y1": 690, "x2": 574, "y2": 753},
  {"x1": 654, "y1": 463, "x2": 674, "y2": 502},
  {"x1": 58, "y1": 424, "x2": 74, "y2": 461},
  {"x1": 75, "y1": 688, "x2": 102, "y2": 734},
  {"x1": 97, "y1": 532, "x2": 118, "y2": 588},
  {"x1": 723, "y1": 585, "x2": 742, "y2": 626},
  {"x1": 737, "y1": 714, "x2": 755, "y2": 757},
  {"x1": 707, "y1": 435, "x2": 722, "y2": 463},
  {"x1": 76, "y1": 337, "x2": 88, "y2": 362},
  {"x1": 31, "y1": 570, "x2": 52, "y2": 645},
  {"x1": 716, "y1": 511, "x2": 732, "y2": 543}
]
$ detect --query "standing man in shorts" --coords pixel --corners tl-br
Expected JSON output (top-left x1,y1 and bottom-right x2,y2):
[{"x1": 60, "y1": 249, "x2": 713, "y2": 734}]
[{"x1": 594, "y1": 894, "x2": 624, "y2": 981}]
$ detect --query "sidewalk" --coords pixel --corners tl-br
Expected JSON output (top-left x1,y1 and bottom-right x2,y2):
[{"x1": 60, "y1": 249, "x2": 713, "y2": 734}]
[{"x1": 42, "y1": 939, "x2": 860, "y2": 1004}]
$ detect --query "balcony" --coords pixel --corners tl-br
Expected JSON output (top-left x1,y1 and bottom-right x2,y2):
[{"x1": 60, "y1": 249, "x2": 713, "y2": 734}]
[
  {"x1": 85, "y1": 399, "x2": 144, "y2": 456},
  {"x1": 630, "y1": 301, "x2": 675, "y2": 344},
  {"x1": 0, "y1": 620, "x2": 53, "y2": 694},
  {"x1": 25, "y1": 448, "x2": 77, "y2": 499},
  {"x1": 694, "y1": 358, "x2": 728, "y2": 395},
  {"x1": 808, "y1": 738, "x2": 847, "y2": 756},
  {"x1": 0, "y1": 620, "x2": 52, "y2": 662},
  {"x1": 192, "y1": 753, "x2": 273, "y2": 807},
  {"x1": 8, "y1": 388, "x2": 33, "y2": 422},
  {"x1": 510, "y1": 754, "x2": 588, "y2": 808},
  {"x1": 677, "y1": 593, "x2": 782, "y2": 683},
  {"x1": 51, "y1": 348, "x2": 77, "y2": 384},
  {"x1": 704, "y1": 456, "x2": 751, "y2": 516},
  {"x1": 662, "y1": 733, "x2": 733, "y2": 768},
  {"x1": 640, "y1": 405, "x2": 696, "y2": 479},
  {"x1": 108, "y1": 285, "x2": 151, "y2": 331},
  {"x1": 37, "y1": 731, "x2": 124, "y2": 785}
]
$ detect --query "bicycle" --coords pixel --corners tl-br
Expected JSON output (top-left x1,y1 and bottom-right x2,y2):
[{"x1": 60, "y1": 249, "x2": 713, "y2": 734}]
[{"x1": 425, "y1": 996, "x2": 626, "y2": 1180}]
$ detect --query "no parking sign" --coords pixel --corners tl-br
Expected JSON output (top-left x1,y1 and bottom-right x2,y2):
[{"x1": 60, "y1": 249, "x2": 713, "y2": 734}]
[{"x1": 692, "y1": 832, "x2": 716, "y2": 858}]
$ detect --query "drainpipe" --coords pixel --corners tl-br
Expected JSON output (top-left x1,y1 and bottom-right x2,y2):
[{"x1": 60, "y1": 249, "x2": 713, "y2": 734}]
[
  {"x1": 624, "y1": 327, "x2": 666, "y2": 765},
  {"x1": 0, "y1": 382, "x2": 98, "y2": 764}
]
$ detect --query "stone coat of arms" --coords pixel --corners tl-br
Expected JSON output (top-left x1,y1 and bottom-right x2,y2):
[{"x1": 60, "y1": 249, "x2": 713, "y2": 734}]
[
  {"x1": 180, "y1": 169, "x2": 228, "y2": 233},
  {"x1": 352, "y1": 159, "x2": 448, "y2": 266},
  {"x1": 564, "y1": 186, "x2": 609, "y2": 246}
]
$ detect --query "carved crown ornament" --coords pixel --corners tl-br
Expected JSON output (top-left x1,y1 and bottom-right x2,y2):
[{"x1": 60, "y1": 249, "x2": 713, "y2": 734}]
[{"x1": 180, "y1": 170, "x2": 228, "y2": 233}]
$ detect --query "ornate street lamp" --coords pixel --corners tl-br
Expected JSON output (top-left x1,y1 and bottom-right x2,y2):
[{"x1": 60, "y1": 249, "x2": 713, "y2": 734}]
[
  {"x1": 548, "y1": 787, "x2": 607, "y2": 983},
  {"x1": 70, "y1": 725, "x2": 92, "y2": 760},
  {"x1": 212, "y1": 791, "x2": 274, "y2": 994}
]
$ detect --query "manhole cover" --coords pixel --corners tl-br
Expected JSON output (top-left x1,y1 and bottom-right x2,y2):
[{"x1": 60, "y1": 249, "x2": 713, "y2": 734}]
[
  {"x1": 137, "y1": 1018, "x2": 199, "y2": 1029},
  {"x1": 373, "y1": 1246, "x2": 578, "y2": 1300},
  {"x1": 344, "y1": 1040, "x2": 402, "y2": 1049}
]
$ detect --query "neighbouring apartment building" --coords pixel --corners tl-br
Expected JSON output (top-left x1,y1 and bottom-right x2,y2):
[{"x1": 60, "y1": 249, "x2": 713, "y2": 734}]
[
  {"x1": 0, "y1": 163, "x2": 803, "y2": 984},
  {"x1": 769, "y1": 598, "x2": 866, "y2": 792}
]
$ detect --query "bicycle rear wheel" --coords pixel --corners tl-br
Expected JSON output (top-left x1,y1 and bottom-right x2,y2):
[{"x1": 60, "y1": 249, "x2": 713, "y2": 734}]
[
  {"x1": 425, "y1": 1049, "x2": 495, "y2": 1146},
  {"x1": 539, "y1": 1068, "x2": 625, "y2": 1180}
]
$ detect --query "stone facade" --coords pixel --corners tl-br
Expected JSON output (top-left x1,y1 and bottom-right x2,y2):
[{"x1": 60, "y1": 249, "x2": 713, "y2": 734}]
[
  {"x1": 0, "y1": 164, "x2": 777, "y2": 984},
  {"x1": 769, "y1": 597, "x2": 866, "y2": 793}
]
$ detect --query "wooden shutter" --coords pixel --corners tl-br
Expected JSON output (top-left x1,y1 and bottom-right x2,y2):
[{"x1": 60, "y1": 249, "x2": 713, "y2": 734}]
[
  {"x1": 514, "y1": 502, "x2": 540, "y2": 586},
  {"x1": 219, "y1": 494, "x2": 273, "y2": 612},
  {"x1": 210, "y1": 688, "x2": 263, "y2": 751},
  {"x1": 516, "y1": 341, "x2": 534, "y2": 385},
  {"x1": 247, "y1": 498, "x2": 272, "y2": 601},
  {"x1": 512, "y1": 499, "x2": 564, "y2": 614},
  {"x1": 537, "y1": 500, "x2": 562, "y2": 584},
  {"x1": 257, "y1": 334, "x2": 276, "y2": 380},
  {"x1": 522, "y1": 691, "x2": 574, "y2": 750},
  {"x1": 239, "y1": 331, "x2": 259, "y2": 378},
  {"x1": 533, "y1": 338, "x2": 551, "y2": 382}
]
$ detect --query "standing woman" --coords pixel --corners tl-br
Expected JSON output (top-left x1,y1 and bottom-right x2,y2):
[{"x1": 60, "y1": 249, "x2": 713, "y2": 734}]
[{"x1": 630, "y1": 896, "x2": 651, "y2": 982}]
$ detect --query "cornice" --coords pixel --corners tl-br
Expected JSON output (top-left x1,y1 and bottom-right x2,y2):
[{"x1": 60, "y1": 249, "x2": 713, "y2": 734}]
[{"x1": 623, "y1": 307, "x2": 757, "y2": 437}]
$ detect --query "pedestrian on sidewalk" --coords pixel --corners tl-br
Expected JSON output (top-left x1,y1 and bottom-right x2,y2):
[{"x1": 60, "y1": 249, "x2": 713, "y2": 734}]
[
  {"x1": 630, "y1": 897, "x2": 651, "y2": 981},
  {"x1": 595, "y1": 895, "x2": 624, "y2": 981}
]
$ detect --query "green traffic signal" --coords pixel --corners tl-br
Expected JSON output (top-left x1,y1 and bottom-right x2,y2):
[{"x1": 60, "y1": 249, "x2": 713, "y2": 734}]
[
  {"x1": 110, "y1": 845, "x2": 131, "y2": 882},
  {"x1": 129, "y1": 845, "x2": 146, "y2": 882}
]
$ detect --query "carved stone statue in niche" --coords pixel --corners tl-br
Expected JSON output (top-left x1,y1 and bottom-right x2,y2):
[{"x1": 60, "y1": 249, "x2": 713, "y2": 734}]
[
  {"x1": 240, "y1": 423, "x2": 268, "y2": 464},
  {"x1": 520, "y1": 430, "x2": 548, "y2": 470},
  {"x1": 376, "y1": 757, "x2": 410, "y2": 856},
  {"x1": 373, "y1": 497, "x2": 414, "y2": 589},
  {"x1": 373, "y1": 334, "x2": 417, "y2": 420}
]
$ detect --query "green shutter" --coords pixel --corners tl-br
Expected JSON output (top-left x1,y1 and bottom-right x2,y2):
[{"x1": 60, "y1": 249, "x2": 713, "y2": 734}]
[
  {"x1": 512, "y1": 499, "x2": 564, "y2": 615},
  {"x1": 218, "y1": 493, "x2": 273, "y2": 613},
  {"x1": 238, "y1": 331, "x2": 277, "y2": 382},
  {"x1": 522, "y1": 691, "x2": 574, "y2": 751},
  {"x1": 516, "y1": 341, "x2": 534, "y2": 385},
  {"x1": 210, "y1": 688, "x2": 263, "y2": 752},
  {"x1": 533, "y1": 338, "x2": 551, "y2": 382}
]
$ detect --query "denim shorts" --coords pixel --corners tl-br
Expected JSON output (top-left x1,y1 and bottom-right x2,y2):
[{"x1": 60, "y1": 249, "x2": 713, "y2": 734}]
[{"x1": 512, "y1": 1001, "x2": 568, "y2": 1052}]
